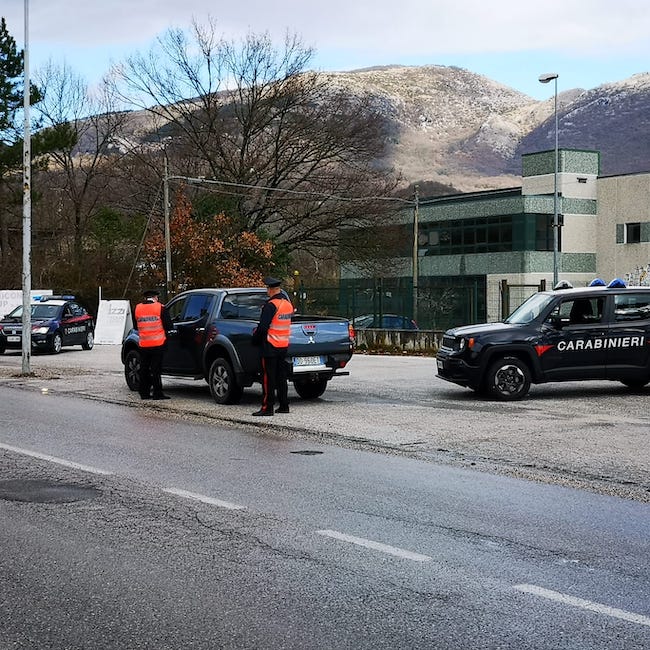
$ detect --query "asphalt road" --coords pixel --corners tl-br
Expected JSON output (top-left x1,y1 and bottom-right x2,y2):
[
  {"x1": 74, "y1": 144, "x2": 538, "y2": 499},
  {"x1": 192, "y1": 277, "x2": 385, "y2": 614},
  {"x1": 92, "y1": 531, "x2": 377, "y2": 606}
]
[
  {"x1": 1, "y1": 386, "x2": 649, "y2": 649},
  {"x1": 0, "y1": 345, "x2": 648, "y2": 502}
]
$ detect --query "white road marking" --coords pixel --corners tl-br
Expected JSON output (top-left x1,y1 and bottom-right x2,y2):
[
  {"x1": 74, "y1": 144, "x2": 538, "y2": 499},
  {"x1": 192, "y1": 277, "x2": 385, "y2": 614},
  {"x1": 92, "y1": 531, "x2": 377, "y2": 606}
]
[
  {"x1": 0, "y1": 442, "x2": 113, "y2": 476},
  {"x1": 163, "y1": 487, "x2": 246, "y2": 511},
  {"x1": 316, "y1": 529, "x2": 432, "y2": 562},
  {"x1": 514, "y1": 584, "x2": 650, "y2": 627}
]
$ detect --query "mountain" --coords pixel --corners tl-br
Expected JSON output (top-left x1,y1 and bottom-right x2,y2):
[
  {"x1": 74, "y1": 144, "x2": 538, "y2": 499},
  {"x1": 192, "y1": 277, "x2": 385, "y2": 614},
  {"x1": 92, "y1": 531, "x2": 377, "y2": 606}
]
[
  {"x1": 322, "y1": 65, "x2": 650, "y2": 191},
  {"x1": 80, "y1": 64, "x2": 650, "y2": 193},
  {"x1": 512, "y1": 73, "x2": 650, "y2": 177}
]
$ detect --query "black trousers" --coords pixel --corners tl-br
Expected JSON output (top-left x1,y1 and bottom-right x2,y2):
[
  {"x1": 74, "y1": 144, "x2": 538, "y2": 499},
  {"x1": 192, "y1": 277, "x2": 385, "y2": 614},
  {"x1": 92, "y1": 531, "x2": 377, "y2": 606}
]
[
  {"x1": 139, "y1": 345, "x2": 165, "y2": 398},
  {"x1": 260, "y1": 349, "x2": 289, "y2": 412}
]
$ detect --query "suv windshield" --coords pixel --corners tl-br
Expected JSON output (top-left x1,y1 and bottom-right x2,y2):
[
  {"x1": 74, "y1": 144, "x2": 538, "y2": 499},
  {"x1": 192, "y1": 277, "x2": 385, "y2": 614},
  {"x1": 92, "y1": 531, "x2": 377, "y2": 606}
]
[{"x1": 505, "y1": 293, "x2": 555, "y2": 325}]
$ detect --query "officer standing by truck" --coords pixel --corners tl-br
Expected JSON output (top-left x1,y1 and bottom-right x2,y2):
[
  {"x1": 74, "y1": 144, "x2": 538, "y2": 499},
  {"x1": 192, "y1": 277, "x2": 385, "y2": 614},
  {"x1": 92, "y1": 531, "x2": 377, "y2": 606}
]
[
  {"x1": 134, "y1": 289, "x2": 173, "y2": 400},
  {"x1": 252, "y1": 277, "x2": 293, "y2": 416}
]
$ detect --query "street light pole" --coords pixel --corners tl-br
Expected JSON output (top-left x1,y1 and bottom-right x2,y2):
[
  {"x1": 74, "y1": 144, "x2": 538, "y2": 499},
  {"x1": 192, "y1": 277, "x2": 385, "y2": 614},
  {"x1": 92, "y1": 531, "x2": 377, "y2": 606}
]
[
  {"x1": 539, "y1": 72, "x2": 559, "y2": 286},
  {"x1": 163, "y1": 152, "x2": 172, "y2": 299}
]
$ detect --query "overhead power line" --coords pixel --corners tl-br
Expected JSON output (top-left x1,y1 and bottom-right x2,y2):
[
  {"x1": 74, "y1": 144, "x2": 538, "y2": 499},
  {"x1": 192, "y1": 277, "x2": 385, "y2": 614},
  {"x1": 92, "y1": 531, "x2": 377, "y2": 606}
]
[{"x1": 166, "y1": 175, "x2": 415, "y2": 205}]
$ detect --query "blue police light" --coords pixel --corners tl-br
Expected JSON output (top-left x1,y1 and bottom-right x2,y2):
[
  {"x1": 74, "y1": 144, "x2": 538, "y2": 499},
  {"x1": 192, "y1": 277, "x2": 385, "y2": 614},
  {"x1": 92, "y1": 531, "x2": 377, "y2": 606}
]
[
  {"x1": 589, "y1": 278, "x2": 606, "y2": 286},
  {"x1": 607, "y1": 278, "x2": 627, "y2": 288}
]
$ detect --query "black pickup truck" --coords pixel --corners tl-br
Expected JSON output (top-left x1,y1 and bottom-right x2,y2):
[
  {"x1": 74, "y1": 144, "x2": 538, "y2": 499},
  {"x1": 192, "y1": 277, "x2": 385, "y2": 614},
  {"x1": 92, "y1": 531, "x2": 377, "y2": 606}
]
[{"x1": 121, "y1": 287, "x2": 354, "y2": 404}]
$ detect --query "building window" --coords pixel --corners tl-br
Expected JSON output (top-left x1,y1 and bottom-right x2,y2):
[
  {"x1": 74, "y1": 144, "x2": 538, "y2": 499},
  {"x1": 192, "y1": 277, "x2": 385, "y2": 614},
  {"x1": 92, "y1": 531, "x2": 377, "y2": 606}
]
[
  {"x1": 626, "y1": 222, "x2": 641, "y2": 243},
  {"x1": 422, "y1": 216, "x2": 514, "y2": 256}
]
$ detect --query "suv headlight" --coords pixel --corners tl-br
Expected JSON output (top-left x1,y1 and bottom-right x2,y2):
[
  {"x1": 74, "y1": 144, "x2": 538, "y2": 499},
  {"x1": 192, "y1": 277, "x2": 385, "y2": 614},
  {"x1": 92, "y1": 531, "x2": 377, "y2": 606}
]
[{"x1": 32, "y1": 326, "x2": 50, "y2": 334}]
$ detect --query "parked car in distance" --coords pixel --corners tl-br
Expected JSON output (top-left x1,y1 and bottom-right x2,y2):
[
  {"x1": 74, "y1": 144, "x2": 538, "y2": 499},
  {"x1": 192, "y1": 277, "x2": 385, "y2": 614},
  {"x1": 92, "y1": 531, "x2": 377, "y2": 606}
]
[
  {"x1": 352, "y1": 314, "x2": 419, "y2": 330},
  {"x1": 0, "y1": 295, "x2": 95, "y2": 355}
]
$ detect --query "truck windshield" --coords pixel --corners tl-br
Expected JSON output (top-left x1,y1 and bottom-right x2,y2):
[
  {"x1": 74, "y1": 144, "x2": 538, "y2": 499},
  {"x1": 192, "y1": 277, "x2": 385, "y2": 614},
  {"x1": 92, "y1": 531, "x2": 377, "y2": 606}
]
[{"x1": 505, "y1": 293, "x2": 555, "y2": 325}]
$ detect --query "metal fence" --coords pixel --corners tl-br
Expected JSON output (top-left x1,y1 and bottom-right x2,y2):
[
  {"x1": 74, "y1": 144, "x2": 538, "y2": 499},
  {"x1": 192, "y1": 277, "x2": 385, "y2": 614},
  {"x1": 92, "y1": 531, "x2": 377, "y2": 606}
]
[
  {"x1": 290, "y1": 277, "x2": 486, "y2": 332},
  {"x1": 292, "y1": 277, "x2": 551, "y2": 331}
]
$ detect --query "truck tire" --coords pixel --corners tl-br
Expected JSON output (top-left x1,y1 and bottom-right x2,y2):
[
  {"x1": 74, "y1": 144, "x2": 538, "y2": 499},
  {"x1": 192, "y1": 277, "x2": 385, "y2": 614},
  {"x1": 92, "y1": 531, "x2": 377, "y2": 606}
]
[
  {"x1": 209, "y1": 357, "x2": 243, "y2": 405},
  {"x1": 293, "y1": 376, "x2": 328, "y2": 400},
  {"x1": 124, "y1": 349, "x2": 141, "y2": 391},
  {"x1": 485, "y1": 356, "x2": 531, "y2": 401}
]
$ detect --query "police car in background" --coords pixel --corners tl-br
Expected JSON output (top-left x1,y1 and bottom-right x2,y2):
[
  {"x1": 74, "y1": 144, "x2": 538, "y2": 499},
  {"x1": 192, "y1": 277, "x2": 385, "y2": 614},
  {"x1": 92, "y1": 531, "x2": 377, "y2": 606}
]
[
  {"x1": 0, "y1": 295, "x2": 95, "y2": 355},
  {"x1": 436, "y1": 280, "x2": 650, "y2": 400}
]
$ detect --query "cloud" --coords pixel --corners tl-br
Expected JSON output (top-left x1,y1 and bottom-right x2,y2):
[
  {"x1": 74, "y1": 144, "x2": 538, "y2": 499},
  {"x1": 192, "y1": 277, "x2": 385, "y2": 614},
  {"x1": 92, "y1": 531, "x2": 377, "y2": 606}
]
[{"x1": 4, "y1": 0, "x2": 650, "y2": 55}]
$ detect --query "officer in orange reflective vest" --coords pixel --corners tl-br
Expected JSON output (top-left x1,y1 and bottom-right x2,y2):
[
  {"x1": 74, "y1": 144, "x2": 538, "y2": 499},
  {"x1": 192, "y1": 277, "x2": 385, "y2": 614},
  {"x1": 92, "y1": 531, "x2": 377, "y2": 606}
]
[
  {"x1": 134, "y1": 289, "x2": 173, "y2": 400},
  {"x1": 251, "y1": 277, "x2": 293, "y2": 416}
]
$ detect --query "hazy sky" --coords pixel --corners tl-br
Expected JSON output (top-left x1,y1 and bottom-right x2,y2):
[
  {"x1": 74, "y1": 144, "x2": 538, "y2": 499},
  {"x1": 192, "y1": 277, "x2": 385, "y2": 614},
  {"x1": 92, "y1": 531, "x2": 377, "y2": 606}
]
[{"x1": 3, "y1": 0, "x2": 650, "y2": 99}]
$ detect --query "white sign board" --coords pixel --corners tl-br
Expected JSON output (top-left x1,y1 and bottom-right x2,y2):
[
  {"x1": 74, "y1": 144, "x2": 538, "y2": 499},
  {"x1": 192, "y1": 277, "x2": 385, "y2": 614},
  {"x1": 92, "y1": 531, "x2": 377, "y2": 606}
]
[
  {"x1": 0, "y1": 289, "x2": 52, "y2": 317},
  {"x1": 94, "y1": 300, "x2": 133, "y2": 345}
]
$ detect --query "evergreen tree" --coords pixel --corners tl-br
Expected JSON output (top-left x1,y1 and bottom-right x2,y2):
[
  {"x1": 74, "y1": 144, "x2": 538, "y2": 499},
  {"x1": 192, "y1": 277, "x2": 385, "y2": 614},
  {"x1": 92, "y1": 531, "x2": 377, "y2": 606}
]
[
  {"x1": 0, "y1": 16, "x2": 24, "y2": 139},
  {"x1": 0, "y1": 16, "x2": 28, "y2": 277}
]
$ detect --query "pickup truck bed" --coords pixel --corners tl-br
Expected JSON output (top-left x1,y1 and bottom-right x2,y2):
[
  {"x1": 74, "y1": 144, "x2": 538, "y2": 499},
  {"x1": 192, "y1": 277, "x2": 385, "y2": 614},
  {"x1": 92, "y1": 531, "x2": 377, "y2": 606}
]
[{"x1": 122, "y1": 287, "x2": 354, "y2": 404}]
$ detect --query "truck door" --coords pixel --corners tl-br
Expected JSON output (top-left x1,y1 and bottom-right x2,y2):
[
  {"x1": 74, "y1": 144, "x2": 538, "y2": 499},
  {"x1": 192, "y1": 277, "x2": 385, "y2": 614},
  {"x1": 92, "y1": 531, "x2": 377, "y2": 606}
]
[
  {"x1": 164, "y1": 293, "x2": 215, "y2": 374},
  {"x1": 539, "y1": 296, "x2": 607, "y2": 380},
  {"x1": 606, "y1": 291, "x2": 650, "y2": 378},
  {"x1": 221, "y1": 292, "x2": 266, "y2": 375}
]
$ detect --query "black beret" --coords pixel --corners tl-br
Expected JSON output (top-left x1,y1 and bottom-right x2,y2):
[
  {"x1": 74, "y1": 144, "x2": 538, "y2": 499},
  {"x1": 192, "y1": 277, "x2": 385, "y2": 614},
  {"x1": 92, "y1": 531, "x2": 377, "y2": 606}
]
[
  {"x1": 264, "y1": 276, "x2": 281, "y2": 288},
  {"x1": 143, "y1": 289, "x2": 160, "y2": 298}
]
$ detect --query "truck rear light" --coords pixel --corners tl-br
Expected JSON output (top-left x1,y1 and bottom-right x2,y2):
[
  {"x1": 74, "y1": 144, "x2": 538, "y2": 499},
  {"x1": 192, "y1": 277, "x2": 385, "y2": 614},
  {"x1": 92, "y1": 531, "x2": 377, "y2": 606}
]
[{"x1": 349, "y1": 324, "x2": 355, "y2": 339}]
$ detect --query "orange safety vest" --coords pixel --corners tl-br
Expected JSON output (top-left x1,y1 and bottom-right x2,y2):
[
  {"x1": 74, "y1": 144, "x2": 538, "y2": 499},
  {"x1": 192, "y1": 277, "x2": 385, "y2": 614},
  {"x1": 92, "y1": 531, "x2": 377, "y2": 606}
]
[
  {"x1": 267, "y1": 297, "x2": 292, "y2": 348},
  {"x1": 135, "y1": 301, "x2": 166, "y2": 348}
]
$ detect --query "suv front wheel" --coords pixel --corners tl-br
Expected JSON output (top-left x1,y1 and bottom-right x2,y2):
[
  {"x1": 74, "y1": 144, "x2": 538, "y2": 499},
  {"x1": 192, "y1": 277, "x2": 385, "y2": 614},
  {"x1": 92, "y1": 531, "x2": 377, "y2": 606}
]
[{"x1": 485, "y1": 356, "x2": 531, "y2": 401}]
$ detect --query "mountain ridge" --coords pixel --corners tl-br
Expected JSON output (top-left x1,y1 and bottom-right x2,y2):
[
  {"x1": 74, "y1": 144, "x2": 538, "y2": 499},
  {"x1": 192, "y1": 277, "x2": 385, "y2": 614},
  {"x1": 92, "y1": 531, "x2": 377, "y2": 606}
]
[
  {"x1": 320, "y1": 64, "x2": 650, "y2": 191},
  {"x1": 93, "y1": 64, "x2": 650, "y2": 194}
]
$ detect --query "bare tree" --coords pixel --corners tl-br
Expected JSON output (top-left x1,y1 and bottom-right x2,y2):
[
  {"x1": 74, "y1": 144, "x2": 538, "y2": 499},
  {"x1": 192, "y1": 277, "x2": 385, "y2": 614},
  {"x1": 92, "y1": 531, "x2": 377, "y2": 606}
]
[
  {"x1": 110, "y1": 20, "x2": 400, "y2": 265},
  {"x1": 33, "y1": 62, "x2": 132, "y2": 266}
]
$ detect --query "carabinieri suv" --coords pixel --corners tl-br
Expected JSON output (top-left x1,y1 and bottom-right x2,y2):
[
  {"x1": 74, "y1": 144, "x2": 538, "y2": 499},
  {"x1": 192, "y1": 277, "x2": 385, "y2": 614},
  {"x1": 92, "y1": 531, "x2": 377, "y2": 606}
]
[{"x1": 436, "y1": 283, "x2": 650, "y2": 400}]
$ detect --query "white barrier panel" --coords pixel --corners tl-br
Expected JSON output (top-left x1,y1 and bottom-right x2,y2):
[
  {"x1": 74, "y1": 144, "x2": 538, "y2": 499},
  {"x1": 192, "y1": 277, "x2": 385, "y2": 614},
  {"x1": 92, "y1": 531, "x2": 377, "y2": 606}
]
[
  {"x1": 0, "y1": 290, "x2": 52, "y2": 317},
  {"x1": 94, "y1": 300, "x2": 132, "y2": 345}
]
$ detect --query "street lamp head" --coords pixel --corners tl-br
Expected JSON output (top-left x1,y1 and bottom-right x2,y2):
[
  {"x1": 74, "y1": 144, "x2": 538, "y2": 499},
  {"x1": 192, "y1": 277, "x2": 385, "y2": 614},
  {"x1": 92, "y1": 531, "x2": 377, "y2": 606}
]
[{"x1": 539, "y1": 73, "x2": 559, "y2": 84}]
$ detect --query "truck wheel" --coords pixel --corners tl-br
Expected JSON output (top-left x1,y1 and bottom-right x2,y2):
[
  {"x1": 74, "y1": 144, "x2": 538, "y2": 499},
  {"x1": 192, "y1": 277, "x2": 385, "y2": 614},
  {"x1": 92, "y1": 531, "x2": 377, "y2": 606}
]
[
  {"x1": 124, "y1": 349, "x2": 142, "y2": 391},
  {"x1": 49, "y1": 331, "x2": 63, "y2": 354},
  {"x1": 485, "y1": 357, "x2": 531, "y2": 401},
  {"x1": 82, "y1": 330, "x2": 94, "y2": 350},
  {"x1": 209, "y1": 357, "x2": 242, "y2": 405},
  {"x1": 293, "y1": 376, "x2": 328, "y2": 400}
]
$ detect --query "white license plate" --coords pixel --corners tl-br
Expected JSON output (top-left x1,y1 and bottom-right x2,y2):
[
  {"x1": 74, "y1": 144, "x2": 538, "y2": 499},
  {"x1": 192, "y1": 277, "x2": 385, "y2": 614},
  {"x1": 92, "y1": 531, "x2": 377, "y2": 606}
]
[
  {"x1": 7, "y1": 336, "x2": 20, "y2": 343},
  {"x1": 293, "y1": 355, "x2": 324, "y2": 367},
  {"x1": 292, "y1": 356, "x2": 326, "y2": 372},
  {"x1": 436, "y1": 359, "x2": 444, "y2": 371}
]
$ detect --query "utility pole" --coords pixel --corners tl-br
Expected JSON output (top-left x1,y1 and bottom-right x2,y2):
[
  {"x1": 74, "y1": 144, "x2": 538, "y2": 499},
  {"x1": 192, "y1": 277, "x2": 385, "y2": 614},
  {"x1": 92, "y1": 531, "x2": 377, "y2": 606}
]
[
  {"x1": 163, "y1": 152, "x2": 172, "y2": 299},
  {"x1": 412, "y1": 185, "x2": 419, "y2": 325},
  {"x1": 21, "y1": 0, "x2": 32, "y2": 374}
]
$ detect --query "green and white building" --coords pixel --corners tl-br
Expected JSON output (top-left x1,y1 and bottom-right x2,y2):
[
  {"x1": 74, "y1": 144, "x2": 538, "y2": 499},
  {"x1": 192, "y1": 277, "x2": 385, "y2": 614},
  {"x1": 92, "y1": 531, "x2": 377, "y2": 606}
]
[{"x1": 341, "y1": 149, "x2": 650, "y2": 329}]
